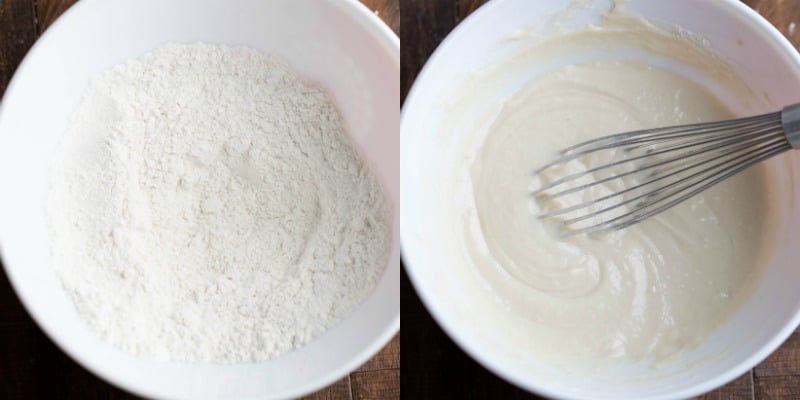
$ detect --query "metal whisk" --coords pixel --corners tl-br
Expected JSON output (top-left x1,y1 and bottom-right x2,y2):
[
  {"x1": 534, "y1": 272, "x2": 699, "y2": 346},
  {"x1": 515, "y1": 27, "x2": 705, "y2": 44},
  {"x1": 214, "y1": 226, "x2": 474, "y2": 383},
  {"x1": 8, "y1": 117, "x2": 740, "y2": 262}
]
[{"x1": 533, "y1": 103, "x2": 800, "y2": 236}]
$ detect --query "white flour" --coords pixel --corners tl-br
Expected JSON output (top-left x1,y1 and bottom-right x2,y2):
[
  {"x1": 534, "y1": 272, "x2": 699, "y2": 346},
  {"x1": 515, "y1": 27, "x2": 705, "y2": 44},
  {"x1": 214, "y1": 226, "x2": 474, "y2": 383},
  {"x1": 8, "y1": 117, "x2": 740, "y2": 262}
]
[{"x1": 45, "y1": 43, "x2": 391, "y2": 362}]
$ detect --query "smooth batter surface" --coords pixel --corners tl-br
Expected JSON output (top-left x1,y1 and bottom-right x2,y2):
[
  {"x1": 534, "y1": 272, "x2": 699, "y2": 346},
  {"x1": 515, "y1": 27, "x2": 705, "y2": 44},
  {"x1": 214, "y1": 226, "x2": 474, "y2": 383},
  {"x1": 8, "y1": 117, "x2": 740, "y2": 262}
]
[{"x1": 445, "y1": 5, "x2": 772, "y2": 368}]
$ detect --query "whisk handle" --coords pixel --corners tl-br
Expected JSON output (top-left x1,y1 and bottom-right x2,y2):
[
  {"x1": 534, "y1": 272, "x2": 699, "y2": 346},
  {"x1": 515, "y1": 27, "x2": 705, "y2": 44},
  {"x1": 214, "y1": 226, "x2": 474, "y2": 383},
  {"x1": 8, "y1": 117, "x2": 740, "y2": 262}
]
[{"x1": 781, "y1": 103, "x2": 800, "y2": 149}]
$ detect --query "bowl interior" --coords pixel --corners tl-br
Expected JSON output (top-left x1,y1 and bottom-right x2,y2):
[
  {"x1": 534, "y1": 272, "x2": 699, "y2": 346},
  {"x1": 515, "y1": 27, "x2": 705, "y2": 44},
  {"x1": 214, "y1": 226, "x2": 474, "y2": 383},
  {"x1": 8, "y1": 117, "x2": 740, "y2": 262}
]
[
  {"x1": 401, "y1": 0, "x2": 800, "y2": 398},
  {"x1": 0, "y1": 0, "x2": 399, "y2": 399}
]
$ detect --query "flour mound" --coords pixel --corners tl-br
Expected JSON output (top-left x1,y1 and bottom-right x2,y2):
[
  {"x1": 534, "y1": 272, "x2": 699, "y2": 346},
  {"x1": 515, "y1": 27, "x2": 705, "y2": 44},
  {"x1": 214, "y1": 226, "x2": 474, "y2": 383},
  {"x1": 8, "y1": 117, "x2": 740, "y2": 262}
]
[{"x1": 45, "y1": 43, "x2": 391, "y2": 362}]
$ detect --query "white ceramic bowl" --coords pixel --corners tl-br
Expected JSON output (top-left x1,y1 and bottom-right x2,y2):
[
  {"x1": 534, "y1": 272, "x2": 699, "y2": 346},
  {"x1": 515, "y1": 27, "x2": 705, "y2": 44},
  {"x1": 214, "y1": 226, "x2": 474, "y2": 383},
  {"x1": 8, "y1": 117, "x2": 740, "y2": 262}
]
[
  {"x1": 0, "y1": 0, "x2": 399, "y2": 399},
  {"x1": 402, "y1": 0, "x2": 800, "y2": 398}
]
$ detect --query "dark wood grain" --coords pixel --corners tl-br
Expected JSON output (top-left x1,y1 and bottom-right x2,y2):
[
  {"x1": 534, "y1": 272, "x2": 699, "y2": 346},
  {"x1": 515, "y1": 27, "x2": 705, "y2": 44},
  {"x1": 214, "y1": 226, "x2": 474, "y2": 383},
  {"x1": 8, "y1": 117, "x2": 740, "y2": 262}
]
[
  {"x1": 300, "y1": 376, "x2": 353, "y2": 400},
  {"x1": 350, "y1": 369, "x2": 401, "y2": 400},
  {"x1": 455, "y1": 0, "x2": 484, "y2": 23},
  {"x1": 744, "y1": 0, "x2": 800, "y2": 46},
  {"x1": 755, "y1": 376, "x2": 800, "y2": 399},
  {"x1": 400, "y1": 1, "x2": 800, "y2": 399},
  {"x1": 400, "y1": 271, "x2": 543, "y2": 400},
  {"x1": 0, "y1": 0, "x2": 36, "y2": 95},
  {"x1": 693, "y1": 372, "x2": 754, "y2": 400},
  {"x1": 360, "y1": 0, "x2": 400, "y2": 36},
  {"x1": 358, "y1": 332, "x2": 400, "y2": 372},
  {"x1": 32, "y1": 0, "x2": 76, "y2": 34},
  {"x1": 0, "y1": 5, "x2": 86, "y2": 398},
  {"x1": 0, "y1": 1, "x2": 399, "y2": 399},
  {"x1": 754, "y1": 331, "x2": 800, "y2": 378},
  {"x1": 399, "y1": 1, "x2": 545, "y2": 398},
  {"x1": 303, "y1": 334, "x2": 399, "y2": 400},
  {"x1": 400, "y1": 0, "x2": 456, "y2": 101}
]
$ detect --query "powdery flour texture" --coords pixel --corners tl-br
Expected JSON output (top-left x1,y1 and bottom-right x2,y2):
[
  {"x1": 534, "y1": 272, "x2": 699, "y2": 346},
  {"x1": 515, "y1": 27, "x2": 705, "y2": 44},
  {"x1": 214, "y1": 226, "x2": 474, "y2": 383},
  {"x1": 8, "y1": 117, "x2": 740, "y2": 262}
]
[{"x1": 45, "y1": 43, "x2": 391, "y2": 362}]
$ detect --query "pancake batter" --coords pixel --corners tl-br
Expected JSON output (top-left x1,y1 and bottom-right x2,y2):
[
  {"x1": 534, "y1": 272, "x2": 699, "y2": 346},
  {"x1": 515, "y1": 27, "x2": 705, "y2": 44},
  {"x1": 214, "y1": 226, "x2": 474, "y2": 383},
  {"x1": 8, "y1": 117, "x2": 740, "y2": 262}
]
[{"x1": 442, "y1": 4, "x2": 774, "y2": 368}]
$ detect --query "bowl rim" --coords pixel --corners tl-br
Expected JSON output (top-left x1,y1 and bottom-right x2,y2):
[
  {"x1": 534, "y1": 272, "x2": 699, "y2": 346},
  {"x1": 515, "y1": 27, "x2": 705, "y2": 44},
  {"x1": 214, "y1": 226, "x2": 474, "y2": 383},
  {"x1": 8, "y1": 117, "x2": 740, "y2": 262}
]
[
  {"x1": 400, "y1": 0, "x2": 800, "y2": 398},
  {"x1": 0, "y1": 0, "x2": 399, "y2": 399}
]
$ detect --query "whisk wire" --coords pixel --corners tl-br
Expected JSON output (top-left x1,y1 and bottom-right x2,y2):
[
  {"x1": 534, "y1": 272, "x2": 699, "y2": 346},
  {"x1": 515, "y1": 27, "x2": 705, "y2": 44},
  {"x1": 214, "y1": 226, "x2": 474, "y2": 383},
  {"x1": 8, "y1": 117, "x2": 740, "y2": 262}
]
[
  {"x1": 540, "y1": 126, "x2": 786, "y2": 202},
  {"x1": 558, "y1": 138, "x2": 788, "y2": 229},
  {"x1": 556, "y1": 112, "x2": 780, "y2": 156},
  {"x1": 538, "y1": 129, "x2": 787, "y2": 220},
  {"x1": 533, "y1": 107, "x2": 797, "y2": 236},
  {"x1": 563, "y1": 142, "x2": 790, "y2": 236},
  {"x1": 531, "y1": 113, "x2": 782, "y2": 195}
]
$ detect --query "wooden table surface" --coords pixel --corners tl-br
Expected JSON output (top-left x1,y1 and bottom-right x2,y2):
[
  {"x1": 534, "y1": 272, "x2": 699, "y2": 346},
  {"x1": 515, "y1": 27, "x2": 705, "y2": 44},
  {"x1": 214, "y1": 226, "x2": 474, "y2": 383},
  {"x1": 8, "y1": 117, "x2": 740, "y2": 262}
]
[
  {"x1": 400, "y1": 1, "x2": 800, "y2": 399},
  {"x1": 0, "y1": 1, "x2": 398, "y2": 399}
]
